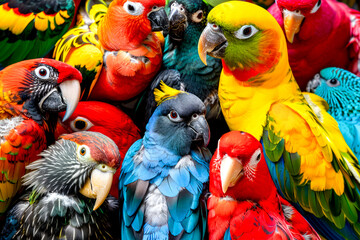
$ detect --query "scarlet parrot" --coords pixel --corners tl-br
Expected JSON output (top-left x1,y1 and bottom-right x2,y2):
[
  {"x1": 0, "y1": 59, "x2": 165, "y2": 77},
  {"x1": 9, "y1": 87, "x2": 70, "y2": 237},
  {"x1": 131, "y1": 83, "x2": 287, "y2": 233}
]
[
  {"x1": 208, "y1": 131, "x2": 320, "y2": 240},
  {"x1": 268, "y1": 0, "x2": 360, "y2": 90},
  {"x1": 198, "y1": 1, "x2": 360, "y2": 239},
  {"x1": 1, "y1": 131, "x2": 121, "y2": 239},
  {"x1": 119, "y1": 82, "x2": 211, "y2": 239},
  {"x1": 55, "y1": 101, "x2": 141, "y2": 198},
  {"x1": 54, "y1": 0, "x2": 169, "y2": 101},
  {"x1": 0, "y1": 58, "x2": 81, "y2": 216},
  {"x1": 0, "y1": 0, "x2": 81, "y2": 69}
]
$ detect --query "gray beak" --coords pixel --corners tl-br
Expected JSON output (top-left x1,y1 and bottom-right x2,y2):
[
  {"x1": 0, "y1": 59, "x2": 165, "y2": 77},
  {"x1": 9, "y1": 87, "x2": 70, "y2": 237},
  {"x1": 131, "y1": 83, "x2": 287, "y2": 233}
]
[{"x1": 189, "y1": 115, "x2": 210, "y2": 147}]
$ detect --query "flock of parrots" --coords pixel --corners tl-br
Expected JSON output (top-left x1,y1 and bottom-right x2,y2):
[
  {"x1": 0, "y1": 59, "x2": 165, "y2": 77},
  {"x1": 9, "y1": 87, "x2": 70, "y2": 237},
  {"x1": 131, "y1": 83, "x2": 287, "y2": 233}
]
[{"x1": 0, "y1": 0, "x2": 359, "y2": 239}]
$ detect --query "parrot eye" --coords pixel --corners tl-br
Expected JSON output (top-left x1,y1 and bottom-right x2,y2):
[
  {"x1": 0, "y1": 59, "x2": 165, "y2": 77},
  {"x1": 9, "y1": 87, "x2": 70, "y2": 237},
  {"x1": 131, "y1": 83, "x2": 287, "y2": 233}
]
[
  {"x1": 310, "y1": 0, "x2": 321, "y2": 13},
  {"x1": 34, "y1": 66, "x2": 50, "y2": 79},
  {"x1": 210, "y1": 23, "x2": 219, "y2": 30},
  {"x1": 152, "y1": 6, "x2": 158, "y2": 10},
  {"x1": 168, "y1": 110, "x2": 182, "y2": 122},
  {"x1": 77, "y1": 145, "x2": 91, "y2": 161},
  {"x1": 191, "y1": 10, "x2": 204, "y2": 23},
  {"x1": 123, "y1": 1, "x2": 144, "y2": 16},
  {"x1": 234, "y1": 25, "x2": 259, "y2": 40},
  {"x1": 326, "y1": 79, "x2": 340, "y2": 87},
  {"x1": 249, "y1": 148, "x2": 262, "y2": 166},
  {"x1": 70, "y1": 117, "x2": 94, "y2": 131}
]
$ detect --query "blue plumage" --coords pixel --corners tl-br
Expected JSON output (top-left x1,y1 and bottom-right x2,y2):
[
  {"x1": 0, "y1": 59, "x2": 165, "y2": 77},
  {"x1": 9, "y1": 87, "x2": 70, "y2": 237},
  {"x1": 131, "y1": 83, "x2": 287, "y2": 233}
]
[
  {"x1": 119, "y1": 89, "x2": 211, "y2": 240},
  {"x1": 308, "y1": 67, "x2": 360, "y2": 160}
]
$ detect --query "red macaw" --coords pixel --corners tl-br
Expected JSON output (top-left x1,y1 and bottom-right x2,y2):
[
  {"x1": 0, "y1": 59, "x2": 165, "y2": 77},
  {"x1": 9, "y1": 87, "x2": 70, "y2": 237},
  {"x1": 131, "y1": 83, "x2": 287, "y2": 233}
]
[
  {"x1": 55, "y1": 101, "x2": 141, "y2": 198},
  {"x1": 0, "y1": 58, "x2": 82, "y2": 216},
  {"x1": 208, "y1": 131, "x2": 320, "y2": 240},
  {"x1": 268, "y1": 0, "x2": 360, "y2": 90},
  {"x1": 0, "y1": 0, "x2": 82, "y2": 69},
  {"x1": 54, "y1": 0, "x2": 169, "y2": 101}
]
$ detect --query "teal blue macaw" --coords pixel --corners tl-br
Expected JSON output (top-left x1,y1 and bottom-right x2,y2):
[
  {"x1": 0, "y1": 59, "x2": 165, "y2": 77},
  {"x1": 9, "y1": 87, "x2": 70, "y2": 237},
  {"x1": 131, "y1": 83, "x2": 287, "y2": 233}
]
[{"x1": 307, "y1": 67, "x2": 360, "y2": 160}]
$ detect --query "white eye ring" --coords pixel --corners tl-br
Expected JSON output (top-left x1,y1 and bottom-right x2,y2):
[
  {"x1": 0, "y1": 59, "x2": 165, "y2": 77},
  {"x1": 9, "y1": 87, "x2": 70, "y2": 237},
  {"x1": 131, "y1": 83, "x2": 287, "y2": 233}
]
[
  {"x1": 123, "y1": 1, "x2": 144, "y2": 16},
  {"x1": 70, "y1": 117, "x2": 94, "y2": 131},
  {"x1": 248, "y1": 148, "x2": 262, "y2": 167},
  {"x1": 191, "y1": 10, "x2": 204, "y2": 23},
  {"x1": 234, "y1": 25, "x2": 259, "y2": 40},
  {"x1": 34, "y1": 66, "x2": 50, "y2": 79},
  {"x1": 326, "y1": 79, "x2": 340, "y2": 87},
  {"x1": 310, "y1": 0, "x2": 321, "y2": 13},
  {"x1": 168, "y1": 110, "x2": 183, "y2": 122},
  {"x1": 77, "y1": 145, "x2": 91, "y2": 162}
]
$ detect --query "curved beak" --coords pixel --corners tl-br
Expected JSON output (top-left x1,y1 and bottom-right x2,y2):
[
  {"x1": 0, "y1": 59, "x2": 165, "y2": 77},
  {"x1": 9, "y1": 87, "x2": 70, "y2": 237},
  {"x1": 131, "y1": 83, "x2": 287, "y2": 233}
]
[
  {"x1": 168, "y1": 6, "x2": 188, "y2": 42},
  {"x1": 198, "y1": 23, "x2": 228, "y2": 65},
  {"x1": 79, "y1": 168, "x2": 114, "y2": 210},
  {"x1": 282, "y1": 9, "x2": 304, "y2": 43},
  {"x1": 148, "y1": 7, "x2": 169, "y2": 36},
  {"x1": 189, "y1": 115, "x2": 210, "y2": 147},
  {"x1": 220, "y1": 155, "x2": 243, "y2": 193},
  {"x1": 38, "y1": 80, "x2": 81, "y2": 122},
  {"x1": 306, "y1": 73, "x2": 322, "y2": 93}
]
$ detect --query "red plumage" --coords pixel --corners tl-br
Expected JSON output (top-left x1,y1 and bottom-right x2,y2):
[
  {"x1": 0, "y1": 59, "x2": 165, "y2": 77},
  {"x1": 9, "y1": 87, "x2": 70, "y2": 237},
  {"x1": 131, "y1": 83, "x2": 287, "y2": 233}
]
[
  {"x1": 56, "y1": 101, "x2": 141, "y2": 198},
  {"x1": 208, "y1": 131, "x2": 320, "y2": 240},
  {"x1": 268, "y1": 0, "x2": 360, "y2": 90}
]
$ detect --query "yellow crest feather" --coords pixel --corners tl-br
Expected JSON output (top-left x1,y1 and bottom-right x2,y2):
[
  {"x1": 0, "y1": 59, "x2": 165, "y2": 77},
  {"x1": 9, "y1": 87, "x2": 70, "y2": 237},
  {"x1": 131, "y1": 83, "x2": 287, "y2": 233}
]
[{"x1": 154, "y1": 81, "x2": 185, "y2": 106}]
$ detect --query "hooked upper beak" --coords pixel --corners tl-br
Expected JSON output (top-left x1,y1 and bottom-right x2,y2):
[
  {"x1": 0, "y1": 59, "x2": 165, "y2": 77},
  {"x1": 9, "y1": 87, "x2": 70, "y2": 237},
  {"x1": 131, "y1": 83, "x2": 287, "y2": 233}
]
[
  {"x1": 168, "y1": 5, "x2": 188, "y2": 42},
  {"x1": 282, "y1": 9, "x2": 304, "y2": 43},
  {"x1": 148, "y1": 7, "x2": 170, "y2": 36},
  {"x1": 79, "y1": 167, "x2": 115, "y2": 210},
  {"x1": 306, "y1": 73, "x2": 322, "y2": 93},
  {"x1": 38, "y1": 80, "x2": 81, "y2": 122},
  {"x1": 198, "y1": 23, "x2": 228, "y2": 65},
  {"x1": 220, "y1": 155, "x2": 243, "y2": 194},
  {"x1": 189, "y1": 115, "x2": 210, "y2": 147}
]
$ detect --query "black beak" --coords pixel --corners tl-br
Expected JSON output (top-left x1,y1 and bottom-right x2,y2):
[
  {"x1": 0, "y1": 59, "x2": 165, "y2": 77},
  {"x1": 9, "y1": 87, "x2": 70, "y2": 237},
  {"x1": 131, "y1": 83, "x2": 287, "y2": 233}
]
[
  {"x1": 189, "y1": 115, "x2": 210, "y2": 147},
  {"x1": 39, "y1": 89, "x2": 67, "y2": 113},
  {"x1": 148, "y1": 7, "x2": 169, "y2": 36},
  {"x1": 198, "y1": 23, "x2": 228, "y2": 65},
  {"x1": 168, "y1": 7, "x2": 188, "y2": 42}
]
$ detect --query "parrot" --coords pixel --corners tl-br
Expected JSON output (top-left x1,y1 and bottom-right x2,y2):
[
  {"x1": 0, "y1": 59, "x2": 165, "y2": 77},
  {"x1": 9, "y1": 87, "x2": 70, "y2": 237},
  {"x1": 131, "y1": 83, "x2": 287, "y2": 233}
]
[
  {"x1": 119, "y1": 82, "x2": 211, "y2": 240},
  {"x1": 0, "y1": 0, "x2": 81, "y2": 69},
  {"x1": 208, "y1": 131, "x2": 320, "y2": 240},
  {"x1": 268, "y1": 0, "x2": 360, "y2": 91},
  {"x1": 307, "y1": 67, "x2": 360, "y2": 160},
  {"x1": 198, "y1": 1, "x2": 360, "y2": 239},
  {"x1": 203, "y1": 0, "x2": 274, "y2": 9},
  {"x1": 54, "y1": 0, "x2": 169, "y2": 101},
  {"x1": 1, "y1": 131, "x2": 121, "y2": 240},
  {"x1": 55, "y1": 100, "x2": 141, "y2": 198},
  {"x1": 0, "y1": 58, "x2": 82, "y2": 217}
]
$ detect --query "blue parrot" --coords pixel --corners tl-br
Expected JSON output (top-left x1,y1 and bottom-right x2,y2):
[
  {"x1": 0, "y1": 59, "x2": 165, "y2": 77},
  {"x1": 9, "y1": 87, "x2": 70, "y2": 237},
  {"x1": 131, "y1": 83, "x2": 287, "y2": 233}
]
[
  {"x1": 307, "y1": 67, "x2": 360, "y2": 160},
  {"x1": 119, "y1": 82, "x2": 211, "y2": 240},
  {"x1": 144, "y1": 0, "x2": 222, "y2": 121}
]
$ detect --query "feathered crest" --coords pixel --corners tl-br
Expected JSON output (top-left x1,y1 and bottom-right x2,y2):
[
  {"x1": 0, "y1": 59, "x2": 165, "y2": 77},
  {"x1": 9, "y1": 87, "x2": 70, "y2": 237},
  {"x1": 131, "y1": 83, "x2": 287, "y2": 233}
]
[{"x1": 154, "y1": 81, "x2": 185, "y2": 106}]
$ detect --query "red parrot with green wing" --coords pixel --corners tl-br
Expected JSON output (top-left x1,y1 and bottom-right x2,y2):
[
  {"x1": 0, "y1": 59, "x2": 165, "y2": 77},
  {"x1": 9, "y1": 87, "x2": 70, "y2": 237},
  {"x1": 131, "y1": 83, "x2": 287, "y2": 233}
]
[{"x1": 0, "y1": 58, "x2": 82, "y2": 216}]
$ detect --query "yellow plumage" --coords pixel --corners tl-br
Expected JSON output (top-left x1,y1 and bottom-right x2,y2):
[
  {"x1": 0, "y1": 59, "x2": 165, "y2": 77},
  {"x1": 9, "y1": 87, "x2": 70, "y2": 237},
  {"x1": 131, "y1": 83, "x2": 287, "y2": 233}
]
[{"x1": 154, "y1": 81, "x2": 185, "y2": 105}]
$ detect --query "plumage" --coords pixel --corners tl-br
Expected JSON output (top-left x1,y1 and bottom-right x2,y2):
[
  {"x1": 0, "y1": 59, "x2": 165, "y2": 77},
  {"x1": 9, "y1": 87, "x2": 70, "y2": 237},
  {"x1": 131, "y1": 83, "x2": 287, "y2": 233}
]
[
  {"x1": 208, "y1": 131, "x2": 320, "y2": 240},
  {"x1": 0, "y1": 58, "x2": 82, "y2": 217},
  {"x1": 55, "y1": 100, "x2": 141, "y2": 198},
  {"x1": 54, "y1": 0, "x2": 169, "y2": 101},
  {"x1": 1, "y1": 131, "x2": 121, "y2": 239},
  {"x1": 0, "y1": 0, "x2": 80, "y2": 69},
  {"x1": 198, "y1": 2, "x2": 360, "y2": 239},
  {"x1": 268, "y1": 0, "x2": 360, "y2": 90},
  {"x1": 307, "y1": 67, "x2": 360, "y2": 160},
  {"x1": 119, "y1": 83, "x2": 211, "y2": 239}
]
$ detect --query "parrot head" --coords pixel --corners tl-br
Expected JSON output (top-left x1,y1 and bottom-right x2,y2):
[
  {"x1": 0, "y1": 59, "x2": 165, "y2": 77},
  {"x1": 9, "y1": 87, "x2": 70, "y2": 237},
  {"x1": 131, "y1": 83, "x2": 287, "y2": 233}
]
[
  {"x1": 23, "y1": 131, "x2": 121, "y2": 210},
  {"x1": 148, "y1": 81, "x2": 210, "y2": 156},
  {"x1": 275, "y1": 0, "x2": 322, "y2": 43},
  {"x1": 307, "y1": 67, "x2": 360, "y2": 116},
  {"x1": 0, "y1": 58, "x2": 82, "y2": 124},
  {"x1": 210, "y1": 131, "x2": 275, "y2": 201},
  {"x1": 167, "y1": 0, "x2": 209, "y2": 44},
  {"x1": 98, "y1": 0, "x2": 169, "y2": 51},
  {"x1": 198, "y1": 1, "x2": 286, "y2": 83}
]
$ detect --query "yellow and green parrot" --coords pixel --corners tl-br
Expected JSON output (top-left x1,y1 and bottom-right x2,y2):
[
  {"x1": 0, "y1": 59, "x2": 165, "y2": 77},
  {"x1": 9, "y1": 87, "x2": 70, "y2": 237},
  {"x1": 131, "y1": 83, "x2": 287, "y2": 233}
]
[{"x1": 198, "y1": 1, "x2": 360, "y2": 239}]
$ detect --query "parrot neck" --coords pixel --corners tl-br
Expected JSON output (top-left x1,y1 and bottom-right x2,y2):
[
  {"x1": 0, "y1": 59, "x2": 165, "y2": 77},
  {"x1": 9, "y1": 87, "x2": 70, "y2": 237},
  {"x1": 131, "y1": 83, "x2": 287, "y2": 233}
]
[{"x1": 218, "y1": 60, "x2": 301, "y2": 140}]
